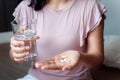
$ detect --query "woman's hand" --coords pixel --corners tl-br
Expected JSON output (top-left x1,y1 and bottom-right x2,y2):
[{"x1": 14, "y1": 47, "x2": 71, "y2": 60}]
[
  {"x1": 10, "y1": 35, "x2": 39, "y2": 63},
  {"x1": 35, "y1": 50, "x2": 80, "y2": 71}
]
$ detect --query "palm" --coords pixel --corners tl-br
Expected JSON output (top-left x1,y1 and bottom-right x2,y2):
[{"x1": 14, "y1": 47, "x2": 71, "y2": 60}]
[{"x1": 35, "y1": 50, "x2": 80, "y2": 70}]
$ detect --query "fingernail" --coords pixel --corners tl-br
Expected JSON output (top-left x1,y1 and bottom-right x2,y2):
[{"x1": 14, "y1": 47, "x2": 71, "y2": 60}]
[{"x1": 35, "y1": 63, "x2": 39, "y2": 68}]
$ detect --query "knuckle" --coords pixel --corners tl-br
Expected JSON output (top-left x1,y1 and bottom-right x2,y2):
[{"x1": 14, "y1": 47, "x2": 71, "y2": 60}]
[
  {"x1": 11, "y1": 40, "x2": 23, "y2": 47},
  {"x1": 15, "y1": 52, "x2": 26, "y2": 58},
  {"x1": 14, "y1": 58, "x2": 21, "y2": 62},
  {"x1": 14, "y1": 47, "x2": 25, "y2": 53}
]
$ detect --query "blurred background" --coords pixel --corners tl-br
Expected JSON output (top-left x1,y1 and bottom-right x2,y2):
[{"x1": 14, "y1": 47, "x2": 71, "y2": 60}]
[
  {"x1": 0, "y1": 0, "x2": 16, "y2": 32},
  {"x1": 101, "y1": 0, "x2": 120, "y2": 35},
  {"x1": 0, "y1": 0, "x2": 16, "y2": 43}
]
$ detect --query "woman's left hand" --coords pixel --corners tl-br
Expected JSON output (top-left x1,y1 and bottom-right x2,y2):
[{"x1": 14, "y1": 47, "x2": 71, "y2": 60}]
[{"x1": 35, "y1": 50, "x2": 80, "y2": 71}]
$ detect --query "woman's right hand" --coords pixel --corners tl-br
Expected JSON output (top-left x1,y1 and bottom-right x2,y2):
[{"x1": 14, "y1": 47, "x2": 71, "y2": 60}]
[
  {"x1": 10, "y1": 35, "x2": 40, "y2": 63},
  {"x1": 10, "y1": 36, "x2": 30, "y2": 63}
]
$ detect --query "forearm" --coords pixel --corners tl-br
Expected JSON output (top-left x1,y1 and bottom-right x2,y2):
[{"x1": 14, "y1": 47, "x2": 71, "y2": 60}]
[
  {"x1": 79, "y1": 52, "x2": 104, "y2": 68},
  {"x1": 80, "y1": 19, "x2": 104, "y2": 68}
]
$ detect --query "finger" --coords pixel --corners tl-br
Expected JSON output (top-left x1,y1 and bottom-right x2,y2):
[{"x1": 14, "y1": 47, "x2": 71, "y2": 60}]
[
  {"x1": 12, "y1": 51, "x2": 29, "y2": 59},
  {"x1": 14, "y1": 58, "x2": 24, "y2": 63},
  {"x1": 35, "y1": 35, "x2": 40, "y2": 39},
  {"x1": 35, "y1": 62, "x2": 46, "y2": 69},
  {"x1": 31, "y1": 35, "x2": 40, "y2": 40},
  {"x1": 43, "y1": 58, "x2": 55, "y2": 63},
  {"x1": 37, "y1": 60, "x2": 62, "y2": 70},
  {"x1": 41, "y1": 64, "x2": 62, "y2": 70},
  {"x1": 11, "y1": 45, "x2": 30, "y2": 53},
  {"x1": 11, "y1": 37, "x2": 24, "y2": 47},
  {"x1": 35, "y1": 58, "x2": 55, "y2": 69}
]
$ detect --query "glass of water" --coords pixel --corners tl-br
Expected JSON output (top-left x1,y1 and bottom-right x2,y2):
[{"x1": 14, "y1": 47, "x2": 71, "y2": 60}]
[{"x1": 11, "y1": 19, "x2": 37, "y2": 62}]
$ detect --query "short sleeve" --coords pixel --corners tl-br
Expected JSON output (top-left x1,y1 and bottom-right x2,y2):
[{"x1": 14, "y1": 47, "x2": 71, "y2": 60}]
[
  {"x1": 86, "y1": 0, "x2": 107, "y2": 35},
  {"x1": 80, "y1": 0, "x2": 107, "y2": 46},
  {"x1": 13, "y1": 0, "x2": 32, "y2": 26}
]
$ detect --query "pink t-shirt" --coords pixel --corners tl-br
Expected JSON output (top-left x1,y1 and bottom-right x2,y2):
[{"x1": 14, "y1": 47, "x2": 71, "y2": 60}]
[{"x1": 13, "y1": 0, "x2": 106, "y2": 80}]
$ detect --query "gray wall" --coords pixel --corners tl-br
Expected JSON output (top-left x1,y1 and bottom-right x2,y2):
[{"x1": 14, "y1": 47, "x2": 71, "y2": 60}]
[{"x1": 101, "y1": 0, "x2": 120, "y2": 35}]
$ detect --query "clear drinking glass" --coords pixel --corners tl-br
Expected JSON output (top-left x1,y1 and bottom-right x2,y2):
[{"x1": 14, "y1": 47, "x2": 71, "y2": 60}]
[{"x1": 11, "y1": 20, "x2": 37, "y2": 62}]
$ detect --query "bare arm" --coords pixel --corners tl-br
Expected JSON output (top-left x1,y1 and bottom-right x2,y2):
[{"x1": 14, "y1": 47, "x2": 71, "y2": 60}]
[{"x1": 80, "y1": 18, "x2": 104, "y2": 68}]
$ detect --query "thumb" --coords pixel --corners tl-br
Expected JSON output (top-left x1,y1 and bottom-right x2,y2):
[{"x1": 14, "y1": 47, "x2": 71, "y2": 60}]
[
  {"x1": 32, "y1": 35, "x2": 40, "y2": 40},
  {"x1": 35, "y1": 35, "x2": 40, "y2": 39}
]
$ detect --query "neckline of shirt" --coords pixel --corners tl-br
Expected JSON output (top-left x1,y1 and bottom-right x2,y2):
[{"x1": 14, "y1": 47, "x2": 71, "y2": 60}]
[{"x1": 44, "y1": 0, "x2": 75, "y2": 14}]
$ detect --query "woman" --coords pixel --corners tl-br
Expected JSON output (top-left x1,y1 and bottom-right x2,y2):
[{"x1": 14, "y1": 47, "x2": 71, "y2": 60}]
[{"x1": 10, "y1": 0, "x2": 107, "y2": 80}]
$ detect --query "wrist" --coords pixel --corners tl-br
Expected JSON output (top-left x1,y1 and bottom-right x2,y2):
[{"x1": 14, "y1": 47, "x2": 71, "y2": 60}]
[{"x1": 78, "y1": 51, "x2": 86, "y2": 64}]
